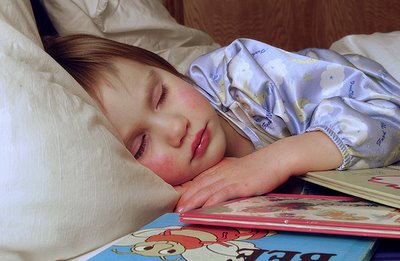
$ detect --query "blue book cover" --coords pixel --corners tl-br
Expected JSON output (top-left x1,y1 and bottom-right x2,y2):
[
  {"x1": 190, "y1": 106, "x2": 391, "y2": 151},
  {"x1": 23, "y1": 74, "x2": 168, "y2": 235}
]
[{"x1": 89, "y1": 213, "x2": 377, "y2": 261}]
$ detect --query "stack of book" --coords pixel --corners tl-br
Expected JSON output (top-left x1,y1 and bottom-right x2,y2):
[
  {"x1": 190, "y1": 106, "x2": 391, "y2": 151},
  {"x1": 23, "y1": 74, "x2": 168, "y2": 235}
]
[{"x1": 89, "y1": 164, "x2": 400, "y2": 260}]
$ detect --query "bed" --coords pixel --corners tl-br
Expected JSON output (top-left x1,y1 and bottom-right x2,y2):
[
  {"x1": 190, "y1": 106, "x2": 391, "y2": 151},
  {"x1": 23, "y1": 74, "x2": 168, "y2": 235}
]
[{"x1": 0, "y1": 1, "x2": 399, "y2": 260}]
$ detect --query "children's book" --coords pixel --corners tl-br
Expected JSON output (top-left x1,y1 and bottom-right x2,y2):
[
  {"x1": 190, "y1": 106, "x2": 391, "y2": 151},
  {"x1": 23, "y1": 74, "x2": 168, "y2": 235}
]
[
  {"x1": 179, "y1": 194, "x2": 400, "y2": 239},
  {"x1": 300, "y1": 164, "x2": 400, "y2": 208},
  {"x1": 371, "y1": 238, "x2": 400, "y2": 261},
  {"x1": 89, "y1": 213, "x2": 377, "y2": 261}
]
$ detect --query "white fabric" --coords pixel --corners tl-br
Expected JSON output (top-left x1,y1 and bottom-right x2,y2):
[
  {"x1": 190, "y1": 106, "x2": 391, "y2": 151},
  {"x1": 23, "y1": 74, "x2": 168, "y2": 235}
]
[
  {"x1": 330, "y1": 31, "x2": 400, "y2": 82},
  {"x1": 0, "y1": 1, "x2": 178, "y2": 260},
  {"x1": 40, "y1": 0, "x2": 220, "y2": 74}
]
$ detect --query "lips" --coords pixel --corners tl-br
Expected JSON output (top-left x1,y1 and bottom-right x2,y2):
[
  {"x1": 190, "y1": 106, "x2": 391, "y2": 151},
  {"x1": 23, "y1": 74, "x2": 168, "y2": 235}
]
[{"x1": 191, "y1": 125, "x2": 210, "y2": 160}]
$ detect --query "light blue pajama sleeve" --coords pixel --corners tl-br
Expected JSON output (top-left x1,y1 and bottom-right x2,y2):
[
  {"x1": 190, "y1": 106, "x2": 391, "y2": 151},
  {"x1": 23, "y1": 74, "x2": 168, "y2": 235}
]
[{"x1": 187, "y1": 38, "x2": 400, "y2": 170}]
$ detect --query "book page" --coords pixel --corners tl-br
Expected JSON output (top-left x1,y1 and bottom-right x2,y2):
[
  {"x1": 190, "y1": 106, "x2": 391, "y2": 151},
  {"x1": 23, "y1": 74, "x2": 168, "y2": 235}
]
[{"x1": 301, "y1": 167, "x2": 400, "y2": 208}]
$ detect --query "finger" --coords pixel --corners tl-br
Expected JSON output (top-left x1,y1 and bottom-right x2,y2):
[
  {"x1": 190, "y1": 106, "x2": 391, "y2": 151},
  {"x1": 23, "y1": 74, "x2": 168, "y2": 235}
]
[
  {"x1": 175, "y1": 185, "x2": 213, "y2": 213},
  {"x1": 177, "y1": 173, "x2": 224, "y2": 205},
  {"x1": 203, "y1": 175, "x2": 277, "y2": 207},
  {"x1": 176, "y1": 178, "x2": 233, "y2": 212},
  {"x1": 173, "y1": 185, "x2": 185, "y2": 193},
  {"x1": 203, "y1": 182, "x2": 253, "y2": 207}
]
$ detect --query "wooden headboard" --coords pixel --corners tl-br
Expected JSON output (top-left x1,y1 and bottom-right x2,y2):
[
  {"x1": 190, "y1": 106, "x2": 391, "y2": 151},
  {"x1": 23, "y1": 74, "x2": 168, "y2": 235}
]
[{"x1": 165, "y1": 0, "x2": 400, "y2": 51}]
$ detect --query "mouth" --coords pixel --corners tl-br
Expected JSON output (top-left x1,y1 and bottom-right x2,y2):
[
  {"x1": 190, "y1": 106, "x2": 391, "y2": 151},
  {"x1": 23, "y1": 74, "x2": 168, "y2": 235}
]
[{"x1": 191, "y1": 124, "x2": 210, "y2": 161}]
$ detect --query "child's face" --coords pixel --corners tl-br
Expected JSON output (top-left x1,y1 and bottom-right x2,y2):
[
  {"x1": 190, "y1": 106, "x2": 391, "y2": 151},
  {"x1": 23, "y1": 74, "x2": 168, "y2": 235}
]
[{"x1": 97, "y1": 58, "x2": 227, "y2": 185}]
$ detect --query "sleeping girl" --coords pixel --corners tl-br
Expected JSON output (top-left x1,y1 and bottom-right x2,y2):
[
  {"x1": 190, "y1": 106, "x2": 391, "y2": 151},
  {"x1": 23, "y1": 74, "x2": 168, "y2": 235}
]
[{"x1": 44, "y1": 34, "x2": 400, "y2": 213}]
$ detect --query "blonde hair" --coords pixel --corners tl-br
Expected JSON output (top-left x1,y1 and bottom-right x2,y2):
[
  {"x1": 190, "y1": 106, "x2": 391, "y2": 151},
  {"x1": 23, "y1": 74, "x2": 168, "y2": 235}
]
[{"x1": 43, "y1": 34, "x2": 184, "y2": 97}]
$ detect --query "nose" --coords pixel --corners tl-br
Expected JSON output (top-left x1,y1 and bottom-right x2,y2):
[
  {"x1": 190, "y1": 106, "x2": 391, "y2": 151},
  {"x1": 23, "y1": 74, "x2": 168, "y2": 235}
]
[{"x1": 153, "y1": 113, "x2": 189, "y2": 147}]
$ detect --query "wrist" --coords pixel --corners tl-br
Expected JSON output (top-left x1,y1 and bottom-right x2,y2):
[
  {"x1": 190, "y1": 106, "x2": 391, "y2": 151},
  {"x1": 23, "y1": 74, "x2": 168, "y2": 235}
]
[
  {"x1": 251, "y1": 140, "x2": 296, "y2": 185},
  {"x1": 267, "y1": 131, "x2": 342, "y2": 176}
]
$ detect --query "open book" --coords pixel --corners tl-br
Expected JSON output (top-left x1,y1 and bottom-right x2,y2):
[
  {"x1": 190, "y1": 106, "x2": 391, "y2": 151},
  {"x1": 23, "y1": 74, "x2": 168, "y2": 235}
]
[
  {"x1": 180, "y1": 193, "x2": 400, "y2": 238},
  {"x1": 300, "y1": 163, "x2": 400, "y2": 208}
]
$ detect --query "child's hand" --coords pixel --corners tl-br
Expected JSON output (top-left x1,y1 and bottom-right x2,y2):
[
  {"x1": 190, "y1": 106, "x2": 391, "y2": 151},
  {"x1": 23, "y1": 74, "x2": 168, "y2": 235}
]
[
  {"x1": 174, "y1": 156, "x2": 286, "y2": 213},
  {"x1": 174, "y1": 131, "x2": 342, "y2": 213}
]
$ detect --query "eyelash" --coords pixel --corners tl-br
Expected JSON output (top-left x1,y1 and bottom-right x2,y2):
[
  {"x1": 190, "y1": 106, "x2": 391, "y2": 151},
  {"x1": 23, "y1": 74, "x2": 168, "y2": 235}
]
[
  {"x1": 134, "y1": 134, "x2": 147, "y2": 159},
  {"x1": 158, "y1": 85, "x2": 168, "y2": 107},
  {"x1": 135, "y1": 86, "x2": 167, "y2": 159}
]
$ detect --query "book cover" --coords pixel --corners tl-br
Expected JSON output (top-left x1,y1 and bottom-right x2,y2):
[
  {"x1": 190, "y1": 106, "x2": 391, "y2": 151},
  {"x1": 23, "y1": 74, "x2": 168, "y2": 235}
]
[
  {"x1": 90, "y1": 213, "x2": 377, "y2": 261},
  {"x1": 371, "y1": 238, "x2": 400, "y2": 260},
  {"x1": 300, "y1": 164, "x2": 400, "y2": 208},
  {"x1": 179, "y1": 194, "x2": 400, "y2": 239}
]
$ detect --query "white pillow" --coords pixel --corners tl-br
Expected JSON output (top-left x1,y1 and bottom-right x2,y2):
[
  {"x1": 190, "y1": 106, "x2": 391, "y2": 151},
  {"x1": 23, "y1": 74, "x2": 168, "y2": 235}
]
[
  {"x1": 41, "y1": 0, "x2": 220, "y2": 74},
  {"x1": 330, "y1": 31, "x2": 400, "y2": 82},
  {"x1": 0, "y1": 1, "x2": 178, "y2": 260}
]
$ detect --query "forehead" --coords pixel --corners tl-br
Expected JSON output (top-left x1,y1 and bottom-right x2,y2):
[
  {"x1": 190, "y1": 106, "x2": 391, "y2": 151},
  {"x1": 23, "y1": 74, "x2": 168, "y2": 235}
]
[
  {"x1": 111, "y1": 58, "x2": 153, "y2": 88},
  {"x1": 90, "y1": 58, "x2": 151, "y2": 99},
  {"x1": 95, "y1": 59, "x2": 154, "y2": 140},
  {"x1": 97, "y1": 58, "x2": 155, "y2": 98}
]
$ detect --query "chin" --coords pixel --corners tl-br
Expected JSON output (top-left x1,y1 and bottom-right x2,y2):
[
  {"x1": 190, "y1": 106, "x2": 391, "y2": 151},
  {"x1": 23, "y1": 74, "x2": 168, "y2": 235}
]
[
  {"x1": 200, "y1": 154, "x2": 224, "y2": 174},
  {"x1": 167, "y1": 171, "x2": 197, "y2": 186}
]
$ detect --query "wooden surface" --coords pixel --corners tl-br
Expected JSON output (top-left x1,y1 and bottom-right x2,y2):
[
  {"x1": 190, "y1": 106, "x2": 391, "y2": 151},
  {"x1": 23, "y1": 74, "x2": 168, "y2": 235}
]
[
  {"x1": 179, "y1": 0, "x2": 400, "y2": 51},
  {"x1": 163, "y1": 0, "x2": 184, "y2": 25}
]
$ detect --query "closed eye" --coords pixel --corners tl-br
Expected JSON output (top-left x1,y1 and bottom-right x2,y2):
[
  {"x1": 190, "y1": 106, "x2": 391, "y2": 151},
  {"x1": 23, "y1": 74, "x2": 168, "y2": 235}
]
[
  {"x1": 157, "y1": 85, "x2": 168, "y2": 108},
  {"x1": 134, "y1": 134, "x2": 147, "y2": 159}
]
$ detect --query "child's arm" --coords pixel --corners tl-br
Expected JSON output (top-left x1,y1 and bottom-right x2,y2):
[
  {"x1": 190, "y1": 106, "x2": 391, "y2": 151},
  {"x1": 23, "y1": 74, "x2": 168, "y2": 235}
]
[{"x1": 175, "y1": 130, "x2": 342, "y2": 212}]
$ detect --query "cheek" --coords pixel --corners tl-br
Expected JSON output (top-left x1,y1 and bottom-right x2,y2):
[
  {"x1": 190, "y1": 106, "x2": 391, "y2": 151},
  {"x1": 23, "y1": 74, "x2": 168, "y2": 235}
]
[
  {"x1": 142, "y1": 154, "x2": 180, "y2": 185},
  {"x1": 178, "y1": 88, "x2": 205, "y2": 110}
]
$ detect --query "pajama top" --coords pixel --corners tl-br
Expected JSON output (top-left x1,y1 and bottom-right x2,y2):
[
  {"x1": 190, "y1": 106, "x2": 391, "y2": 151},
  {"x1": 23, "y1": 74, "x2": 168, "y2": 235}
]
[{"x1": 188, "y1": 38, "x2": 400, "y2": 170}]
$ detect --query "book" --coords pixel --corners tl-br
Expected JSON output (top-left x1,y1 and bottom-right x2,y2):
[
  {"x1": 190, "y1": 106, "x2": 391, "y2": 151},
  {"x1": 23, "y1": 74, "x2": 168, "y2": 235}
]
[
  {"x1": 89, "y1": 213, "x2": 378, "y2": 261},
  {"x1": 300, "y1": 163, "x2": 400, "y2": 209},
  {"x1": 179, "y1": 194, "x2": 400, "y2": 239},
  {"x1": 371, "y1": 238, "x2": 400, "y2": 261}
]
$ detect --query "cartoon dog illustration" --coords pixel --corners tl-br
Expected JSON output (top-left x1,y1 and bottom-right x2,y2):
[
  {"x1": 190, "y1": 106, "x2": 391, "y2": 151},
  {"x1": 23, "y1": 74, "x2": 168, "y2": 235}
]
[{"x1": 112, "y1": 225, "x2": 275, "y2": 260}]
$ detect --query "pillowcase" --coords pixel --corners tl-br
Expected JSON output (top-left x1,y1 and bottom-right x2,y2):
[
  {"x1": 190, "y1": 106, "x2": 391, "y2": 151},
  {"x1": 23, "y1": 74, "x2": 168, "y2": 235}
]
[
  {"x1": 330, "y1": 31, "x2": 400, "y2": 82},
  {"x1": 0, "y1": 1, "x2": 178, "y2": 260},
  {"x1": 40, "y1": 0, "x2": 220, "y2": 74}
]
